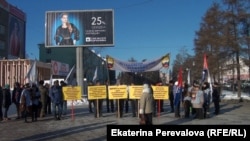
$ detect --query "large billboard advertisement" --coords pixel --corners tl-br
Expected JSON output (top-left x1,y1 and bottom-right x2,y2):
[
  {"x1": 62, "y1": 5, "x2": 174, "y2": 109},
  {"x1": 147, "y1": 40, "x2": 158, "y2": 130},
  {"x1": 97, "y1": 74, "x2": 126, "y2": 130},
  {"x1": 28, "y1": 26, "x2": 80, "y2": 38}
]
[
  {"x1": 45, "y1": 9, "x2": 114, "y2": 47},
  {"x1": 8, "y1": 15, "x2": 25, "y2": 59}
]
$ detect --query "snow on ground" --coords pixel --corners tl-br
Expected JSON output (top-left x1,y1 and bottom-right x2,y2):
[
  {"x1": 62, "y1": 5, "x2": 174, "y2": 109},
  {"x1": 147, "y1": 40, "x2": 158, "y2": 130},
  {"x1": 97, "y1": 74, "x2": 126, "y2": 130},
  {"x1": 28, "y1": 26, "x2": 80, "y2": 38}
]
[
  {"x1": 67, "y1": 98, "x2": 89, "y2": 106},
  {"x1": 221, "y1": 90, "x2": 250, "y2": 100}
]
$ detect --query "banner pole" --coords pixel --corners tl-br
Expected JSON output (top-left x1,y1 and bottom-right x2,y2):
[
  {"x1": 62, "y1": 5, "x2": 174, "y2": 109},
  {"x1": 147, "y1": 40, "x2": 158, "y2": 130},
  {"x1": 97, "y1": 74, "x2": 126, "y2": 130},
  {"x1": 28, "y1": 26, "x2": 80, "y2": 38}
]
[
  {"x1": 97, "y1": 99, "x2": 99, "y2": 118},
  {"x1": 158, "y1": 99, "x2": 160, "y2": 117},
  {"x1": 118, "y1": 99, "x2": 120, "y2": 118},
  {"x1": 71, "y1": 100, "x2": 74, "y2": 121}
]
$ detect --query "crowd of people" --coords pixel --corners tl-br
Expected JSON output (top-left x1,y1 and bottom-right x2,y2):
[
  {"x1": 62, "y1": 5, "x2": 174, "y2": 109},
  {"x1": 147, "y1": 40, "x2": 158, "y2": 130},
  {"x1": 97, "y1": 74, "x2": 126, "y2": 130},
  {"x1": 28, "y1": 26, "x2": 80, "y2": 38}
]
[
  {"x1": 0, "y1": 79, "x2": 221, "y2": 125},
  {"x1": 177, "y1": 80, "x2": 221, "y2": 120},
  {"x1": 86, "y1": 79, "x2": 221, "y2": 125},
  {"x1": 0, "y1": 79, "x2": 69, "y2": 123}
]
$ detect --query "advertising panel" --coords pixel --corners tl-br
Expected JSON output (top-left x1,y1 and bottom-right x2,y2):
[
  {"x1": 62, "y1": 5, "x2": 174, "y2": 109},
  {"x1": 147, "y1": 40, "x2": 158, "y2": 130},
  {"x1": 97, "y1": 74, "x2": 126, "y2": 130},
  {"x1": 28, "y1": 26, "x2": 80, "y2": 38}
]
[
  {"x1": 51, "y1": 60, "x2": 70, "y2": 76},
  {"x1": 45, "y1": 9, "x2": 114, "y2": 47},
  {"x1": 8, "y1": 15, "x2": 25, "y2": 59}
]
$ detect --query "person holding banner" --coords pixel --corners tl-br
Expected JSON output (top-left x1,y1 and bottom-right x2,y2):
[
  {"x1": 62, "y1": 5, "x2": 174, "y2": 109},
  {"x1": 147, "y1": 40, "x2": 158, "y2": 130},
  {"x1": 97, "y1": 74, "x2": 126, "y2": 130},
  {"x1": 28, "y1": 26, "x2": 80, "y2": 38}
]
[
  {"x1": 115, "y1": 83, "x2": 125, "y2": 118},
  {"x1": 54, "y1": 12, "x2": 80, "y2": 46},
  {"x1": 93, "y1": 81, "x2": 103, "y2": 117},
  {"x1": 129, "y1": 83, "x2": 138, "y2": 117},
  {"x1": 87, "y1": 82, "x2": 94, "y2": 113},
  {"x1": 105, "y1": 80, "x2": 114, "y2": 113},
  {"x1": 60, "y1": 81, "x2": 68, "y2": 115}
]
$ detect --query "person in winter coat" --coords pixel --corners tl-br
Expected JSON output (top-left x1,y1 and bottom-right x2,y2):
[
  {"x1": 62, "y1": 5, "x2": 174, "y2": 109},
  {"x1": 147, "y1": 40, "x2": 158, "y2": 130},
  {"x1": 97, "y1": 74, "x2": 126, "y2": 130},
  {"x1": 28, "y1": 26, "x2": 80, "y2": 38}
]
[
  {"x1": 190, "y1": 80, "x2": 204, "y2": 119},
  {"x1": 38, "y1": 80, "x2": 48, "y2": 118},
  {"x1": 20, "y1": 83, "x2": 33, "y2": 123},
  {"x1": 139, "y1": 83, "x2": 154, "y2": 125},
  {"x1": 49, "y1": 80, "x2": 63, "y2": 120},
  {"x1": 11, "y1": 82, "x2": 23, "y2": 119},
  {"x1": 2, "y1": 84, "x2": 12, "y2": 121},
  {"x1": 202, "y1": 82, "x2": 211, "y2": 118},
  {"x1": 212, "y1": 82, "x2": 221, "y2": 115},
  {"x1": 173, "y1": 81, "x2": 182, "y2": 118},
  {"x1": 168, "y1": 80, "x2": 174, "y2": 113},
  {"x1": 183, "y1": 83, "x2": 192, "y2": 118},
  {"x1": 31, "y1": 84, "x2": 41, "y2": 122}
]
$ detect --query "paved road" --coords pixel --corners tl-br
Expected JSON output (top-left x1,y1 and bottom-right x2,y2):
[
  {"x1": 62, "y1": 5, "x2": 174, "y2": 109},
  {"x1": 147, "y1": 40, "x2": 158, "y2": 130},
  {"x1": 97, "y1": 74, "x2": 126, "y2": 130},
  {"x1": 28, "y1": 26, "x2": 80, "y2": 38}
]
[{"x1": 0, "y1": 99, "x2": 250, "y2": 141}]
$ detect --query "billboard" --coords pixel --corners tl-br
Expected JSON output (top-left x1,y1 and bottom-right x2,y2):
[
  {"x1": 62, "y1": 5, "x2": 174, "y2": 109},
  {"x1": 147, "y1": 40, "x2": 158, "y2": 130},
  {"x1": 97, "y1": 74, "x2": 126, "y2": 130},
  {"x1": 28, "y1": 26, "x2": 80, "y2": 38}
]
[
  {"x1": 8, "y1": 15, "x2": 25, "y2": 59},
  {"x1": 45, "y1": 9, "x2": 114, "y2": 47}
]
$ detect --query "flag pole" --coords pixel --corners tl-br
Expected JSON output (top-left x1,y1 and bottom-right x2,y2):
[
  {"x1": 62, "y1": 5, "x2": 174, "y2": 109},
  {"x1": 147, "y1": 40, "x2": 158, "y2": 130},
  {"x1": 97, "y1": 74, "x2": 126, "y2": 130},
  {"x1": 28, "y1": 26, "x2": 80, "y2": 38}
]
[{"x1": 71, "y1": 100, "x2": 75, "y2": 121}]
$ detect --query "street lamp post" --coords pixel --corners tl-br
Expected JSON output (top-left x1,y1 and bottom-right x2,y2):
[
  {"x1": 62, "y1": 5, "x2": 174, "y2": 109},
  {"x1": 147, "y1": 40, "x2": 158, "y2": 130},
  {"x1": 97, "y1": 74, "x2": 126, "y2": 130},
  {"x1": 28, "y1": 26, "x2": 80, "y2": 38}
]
[
  {"x1": 83, "y1": 78, "x2": 87, "y2": 98},
  {"x1": 102, "y1": 61, "x2": 105, "y2": 84}
]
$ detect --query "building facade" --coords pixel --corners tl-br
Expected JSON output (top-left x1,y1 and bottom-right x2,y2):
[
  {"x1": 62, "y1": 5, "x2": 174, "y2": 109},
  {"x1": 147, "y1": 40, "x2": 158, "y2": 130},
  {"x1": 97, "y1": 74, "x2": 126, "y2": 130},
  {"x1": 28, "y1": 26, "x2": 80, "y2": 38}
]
[
  {"x1": 0, "y1": 59, "x2": 51, "y2": 89},
  {"x1": 39, "y1": 43, "x2": 115, "y2": 84},
  {"x1": 0, "y1": 0, "x2": 26, "y2": 59}
]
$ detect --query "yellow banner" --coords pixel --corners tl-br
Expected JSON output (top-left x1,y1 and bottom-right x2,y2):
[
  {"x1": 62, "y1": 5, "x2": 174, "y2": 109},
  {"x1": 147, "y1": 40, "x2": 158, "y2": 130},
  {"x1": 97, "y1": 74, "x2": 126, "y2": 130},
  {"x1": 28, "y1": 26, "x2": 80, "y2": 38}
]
[
  {"x1": 108, "y1": 85, "x2": 127, "y2": 99},
  {"x1": 88, "y1": 85, "x2": 107, "y2": 100},
  {"x1": 62, "y1": 86, "x2": 82, "y2": 100},
  {"x1": 129, "y1": 85, "x2": 143, "y2": 99},
  {"x1": 152, "y1": 86, "x2": 169, "y2": 100}
]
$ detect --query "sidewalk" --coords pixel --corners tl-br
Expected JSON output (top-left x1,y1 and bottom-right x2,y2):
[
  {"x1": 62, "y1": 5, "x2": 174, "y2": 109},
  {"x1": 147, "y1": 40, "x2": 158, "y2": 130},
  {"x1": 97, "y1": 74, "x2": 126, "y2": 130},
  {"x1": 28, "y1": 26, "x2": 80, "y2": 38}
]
[{"x1": 0, "y1": 98, "x2": 250, "y2": 141}]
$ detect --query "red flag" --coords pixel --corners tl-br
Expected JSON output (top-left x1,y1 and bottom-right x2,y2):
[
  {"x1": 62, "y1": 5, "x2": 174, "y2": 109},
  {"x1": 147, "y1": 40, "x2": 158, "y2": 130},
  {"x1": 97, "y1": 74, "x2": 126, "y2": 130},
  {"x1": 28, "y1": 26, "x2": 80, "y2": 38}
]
[
  {"x1": 202, "y1": 54, "x2": 208, "y2": 82},
  {"x1": 174, "y1": 67, "x2": 183, "y2": 106},
  {"x1": 177, "y1": 67, "x2": 183, "y2": 87},
  {"x1": 203, "y1": 54, "x2": 208, "y2": 70}
]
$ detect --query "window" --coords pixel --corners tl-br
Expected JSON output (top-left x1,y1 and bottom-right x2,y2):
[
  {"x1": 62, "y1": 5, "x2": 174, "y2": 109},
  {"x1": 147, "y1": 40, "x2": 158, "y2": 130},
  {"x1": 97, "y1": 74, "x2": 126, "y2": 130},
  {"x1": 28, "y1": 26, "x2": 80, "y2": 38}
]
[{"x1": 46, "y1": 48, "x2": 51, "y2": 54}]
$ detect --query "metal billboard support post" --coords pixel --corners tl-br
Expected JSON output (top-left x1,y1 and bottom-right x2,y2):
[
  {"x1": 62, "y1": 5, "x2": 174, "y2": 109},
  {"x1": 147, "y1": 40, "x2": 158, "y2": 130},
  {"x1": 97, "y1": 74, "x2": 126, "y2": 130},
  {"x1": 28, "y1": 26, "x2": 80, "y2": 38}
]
[{"x1": 76, "y1": 47, "x2": 84, "y2": 98}]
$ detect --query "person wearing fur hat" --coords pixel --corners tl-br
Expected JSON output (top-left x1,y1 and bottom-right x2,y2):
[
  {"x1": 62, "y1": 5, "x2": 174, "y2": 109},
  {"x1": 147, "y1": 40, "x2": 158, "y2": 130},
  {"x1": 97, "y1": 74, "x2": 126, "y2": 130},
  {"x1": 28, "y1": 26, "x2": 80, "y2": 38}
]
[{"x1": 139, "y1": 83, "x2": 154, "y2": 125}]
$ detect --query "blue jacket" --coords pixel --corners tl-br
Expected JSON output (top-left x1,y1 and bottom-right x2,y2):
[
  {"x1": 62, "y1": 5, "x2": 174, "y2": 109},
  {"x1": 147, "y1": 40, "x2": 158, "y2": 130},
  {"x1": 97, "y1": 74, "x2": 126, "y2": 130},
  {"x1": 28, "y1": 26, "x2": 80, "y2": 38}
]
[{"x1": 49, "y1": 85, "x2": 63, "y2": 104}]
